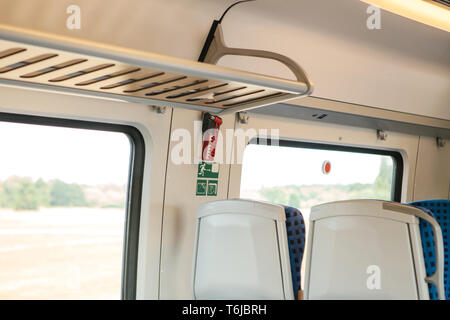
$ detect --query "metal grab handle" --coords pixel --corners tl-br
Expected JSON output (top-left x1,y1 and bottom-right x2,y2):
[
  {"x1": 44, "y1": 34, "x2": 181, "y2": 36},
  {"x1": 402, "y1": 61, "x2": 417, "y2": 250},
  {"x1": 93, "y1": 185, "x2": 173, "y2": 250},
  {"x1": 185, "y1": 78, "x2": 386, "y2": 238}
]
[
  {"x1": 413, "y1": 208, "x2": 446, "y2": 300},
  {"x1": 201, "y1": 22, "x2": 313, "y2": 96}
]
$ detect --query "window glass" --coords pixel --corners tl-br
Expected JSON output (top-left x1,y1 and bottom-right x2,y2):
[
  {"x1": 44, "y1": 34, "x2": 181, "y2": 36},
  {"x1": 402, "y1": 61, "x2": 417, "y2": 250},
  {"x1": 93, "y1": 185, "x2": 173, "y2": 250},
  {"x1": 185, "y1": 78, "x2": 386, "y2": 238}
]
[
  {"x1": 0, "y1": 121, "x2": 131, "y2": 299},
  {"x1": 240, "y1": 142, "x2": 399, "y2": 221}
]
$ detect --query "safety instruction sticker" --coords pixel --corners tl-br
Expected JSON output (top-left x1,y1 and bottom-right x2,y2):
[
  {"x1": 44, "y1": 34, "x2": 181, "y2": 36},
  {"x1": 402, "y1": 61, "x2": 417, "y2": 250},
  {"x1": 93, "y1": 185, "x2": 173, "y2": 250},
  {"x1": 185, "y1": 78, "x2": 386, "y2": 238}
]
[
  {"x1": 196, "y1": 161, "x2": 219, "y2": 196},
  {"x1": 196, "y1": 179, "x2": 207, "y2": 196},
  {"x1": 207, "y1": 180, "x2": 218, "y2": 196}
]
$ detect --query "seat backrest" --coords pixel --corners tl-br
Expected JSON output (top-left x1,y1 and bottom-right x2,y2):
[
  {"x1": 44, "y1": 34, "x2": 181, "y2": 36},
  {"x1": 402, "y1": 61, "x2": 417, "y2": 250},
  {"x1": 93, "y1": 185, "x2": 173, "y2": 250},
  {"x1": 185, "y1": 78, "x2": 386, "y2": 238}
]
[
  {"x1": 191, "y1": 199, "x2": 295, "y2": 299},
  {"x1": 284, "y1": 206, "x2": 306, "y2": 300},
  {"x1": 303, "y1": 200, "x2": 445, "y2": 299},
  {"x1": 409, "y1": 200, "x2": 449, "y2": 300}
]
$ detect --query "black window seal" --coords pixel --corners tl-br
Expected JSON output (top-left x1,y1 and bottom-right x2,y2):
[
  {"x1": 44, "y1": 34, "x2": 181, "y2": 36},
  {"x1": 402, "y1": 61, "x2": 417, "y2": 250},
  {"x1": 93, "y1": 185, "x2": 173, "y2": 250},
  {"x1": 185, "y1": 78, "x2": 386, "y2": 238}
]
[
  {"x1": 250, "y1": 137, "x2": 404, "y2": 202},
  {"x1": 0, "y1": 111, "x2": 145, "y2": 300}
]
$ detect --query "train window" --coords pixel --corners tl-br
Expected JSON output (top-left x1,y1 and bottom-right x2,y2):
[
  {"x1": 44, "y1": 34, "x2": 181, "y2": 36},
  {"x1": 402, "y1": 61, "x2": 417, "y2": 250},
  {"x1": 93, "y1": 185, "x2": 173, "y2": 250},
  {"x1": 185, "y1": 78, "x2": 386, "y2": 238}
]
[
  {"x1": 240, "y1": 139, "x2": 403, "y2": 220},
  {"x1": 0, "y1": 115, "x2": 144, "y2": 300}
]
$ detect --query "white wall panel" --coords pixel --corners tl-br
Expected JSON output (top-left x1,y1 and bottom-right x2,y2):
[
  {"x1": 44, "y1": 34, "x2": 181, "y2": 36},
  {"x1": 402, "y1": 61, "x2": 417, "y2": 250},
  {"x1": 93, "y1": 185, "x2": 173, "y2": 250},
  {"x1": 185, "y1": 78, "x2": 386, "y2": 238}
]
[
  {"x1": 158, "y1": 108, "x2": 235, "y2": 299},
  {"x1": 413, "y1": 136, "x2": 450, "y2": 201}
]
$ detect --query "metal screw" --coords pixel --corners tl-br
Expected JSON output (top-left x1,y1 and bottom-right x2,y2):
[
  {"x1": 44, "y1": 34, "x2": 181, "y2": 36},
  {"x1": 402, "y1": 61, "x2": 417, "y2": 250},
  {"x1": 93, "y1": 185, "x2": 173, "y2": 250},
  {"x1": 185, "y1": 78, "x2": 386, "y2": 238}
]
[
  {"x1": 436, "y1": 137, "x2": 446, "y2": 148},
  {"x1": 377, "y1": 129, "x2": 387, "y2": 141},
  {"x1": 237, "y1": 112, "x2": 249, "y2": 124},
  {"x1": 151, "y1": 105, "x2": 167, "y2": 114}
]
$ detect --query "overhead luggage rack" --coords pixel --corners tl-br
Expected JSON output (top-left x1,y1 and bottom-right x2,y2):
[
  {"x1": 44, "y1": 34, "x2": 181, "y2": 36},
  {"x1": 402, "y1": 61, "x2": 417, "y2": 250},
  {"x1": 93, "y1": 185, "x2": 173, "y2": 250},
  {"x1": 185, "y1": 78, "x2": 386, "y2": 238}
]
[{"x1": 0, "y1": 24, "x2": 313, "y2": 115}]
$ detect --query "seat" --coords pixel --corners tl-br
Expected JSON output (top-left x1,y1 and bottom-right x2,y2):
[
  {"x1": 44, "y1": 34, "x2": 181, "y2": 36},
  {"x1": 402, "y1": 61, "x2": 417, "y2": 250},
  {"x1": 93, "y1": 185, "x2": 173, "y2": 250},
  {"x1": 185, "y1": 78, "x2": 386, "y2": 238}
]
[
  {"x1": 191, "y1": 199, "x2": 306, "y2": 300},
  {"x1": 284, "y1": 206, "x2": 306, "y2": 299},
  {"x1": 409, "y1": 199, "x2": 449, "y2": 300},
  {"x1": 303, "y1": 200, "x2": 445, "y2": 300}
]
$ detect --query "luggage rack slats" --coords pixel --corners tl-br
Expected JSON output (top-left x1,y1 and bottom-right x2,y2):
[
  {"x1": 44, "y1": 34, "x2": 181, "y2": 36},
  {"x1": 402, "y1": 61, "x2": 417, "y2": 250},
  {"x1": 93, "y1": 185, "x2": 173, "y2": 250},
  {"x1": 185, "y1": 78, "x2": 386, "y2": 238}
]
[{"x1": 0, "y1": 24, "x2": 313, "y2": 114}]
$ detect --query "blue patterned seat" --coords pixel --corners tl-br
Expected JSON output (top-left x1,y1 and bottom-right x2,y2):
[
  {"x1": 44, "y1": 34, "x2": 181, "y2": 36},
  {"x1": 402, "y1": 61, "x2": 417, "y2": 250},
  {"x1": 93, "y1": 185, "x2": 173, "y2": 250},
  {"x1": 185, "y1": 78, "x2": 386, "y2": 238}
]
[
  {"x1": 284, "y1": 206, "x2": 306, "y2": 300},
  {"x1": 409, "y1": 200, "x2": 449, "y2": 300}
]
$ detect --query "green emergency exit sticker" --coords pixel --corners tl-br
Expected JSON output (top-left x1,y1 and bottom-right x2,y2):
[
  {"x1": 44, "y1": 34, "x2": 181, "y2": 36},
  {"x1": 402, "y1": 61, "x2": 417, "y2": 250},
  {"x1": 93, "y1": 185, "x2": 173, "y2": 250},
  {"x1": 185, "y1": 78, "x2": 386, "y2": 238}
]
[{"x1": 197, "y1": 161, "x2": 219, "y2": 179}]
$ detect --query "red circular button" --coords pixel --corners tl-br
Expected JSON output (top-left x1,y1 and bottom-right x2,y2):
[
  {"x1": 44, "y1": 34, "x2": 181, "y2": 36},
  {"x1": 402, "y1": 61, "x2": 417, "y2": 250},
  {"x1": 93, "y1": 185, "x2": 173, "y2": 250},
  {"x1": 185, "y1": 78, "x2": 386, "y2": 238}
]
[{"x1": 322, "y1": 161, "x2": 331, "y2": 174}]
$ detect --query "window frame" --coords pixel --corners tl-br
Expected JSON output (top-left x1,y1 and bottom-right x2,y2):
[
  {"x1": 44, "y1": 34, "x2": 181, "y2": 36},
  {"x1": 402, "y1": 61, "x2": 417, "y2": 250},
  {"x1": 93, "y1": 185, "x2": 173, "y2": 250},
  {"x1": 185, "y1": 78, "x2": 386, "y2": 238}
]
[
  {"x1": 249, "y1": 137, "x2": 404, "y2": 202},
  {"x1": 0, "y1": 111, "x2": 145, "y2": 300}
]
